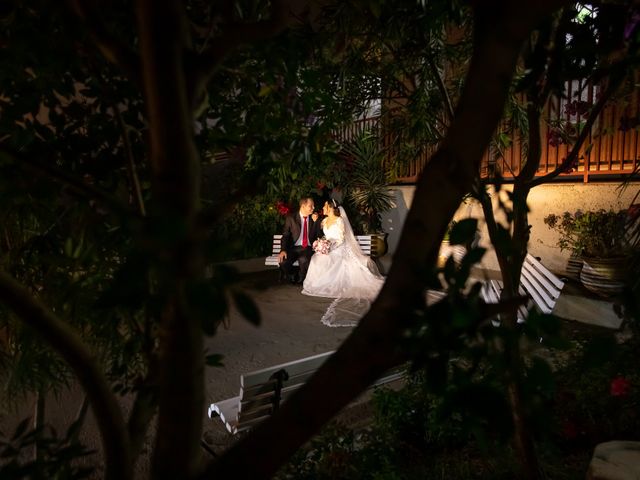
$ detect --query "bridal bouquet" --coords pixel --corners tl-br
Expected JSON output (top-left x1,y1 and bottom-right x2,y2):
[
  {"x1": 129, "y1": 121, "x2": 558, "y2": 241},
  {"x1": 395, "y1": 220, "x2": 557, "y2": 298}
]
[{"x1": 312, "y1": 237, "x2": 331, "y2": 255}]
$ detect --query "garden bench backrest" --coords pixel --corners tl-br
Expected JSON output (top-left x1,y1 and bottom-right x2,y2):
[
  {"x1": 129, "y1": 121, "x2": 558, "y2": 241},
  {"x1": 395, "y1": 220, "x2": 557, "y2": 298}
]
[
  {"x1": 264, "y1": 234, "x2": 373, "y2": 267},
  {"x1": 208, "y1": 351, "x2": 405, "y2": 435},
  {"x1": 481, "y1": 253, "x2": 565, "y2": 323}
]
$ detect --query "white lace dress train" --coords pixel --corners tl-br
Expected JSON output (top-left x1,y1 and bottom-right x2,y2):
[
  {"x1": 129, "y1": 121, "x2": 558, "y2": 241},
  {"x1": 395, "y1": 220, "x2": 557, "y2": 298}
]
[{"x1": 302, "y1": 216, "x2": 384, "y2": 327}]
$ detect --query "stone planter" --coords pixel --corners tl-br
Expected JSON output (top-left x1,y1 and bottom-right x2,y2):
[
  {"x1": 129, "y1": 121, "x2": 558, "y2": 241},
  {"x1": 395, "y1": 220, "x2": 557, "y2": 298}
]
[
  {"x1": 438, "y1": 240, "x2": 466, "y2": 268},
  {"x1": 370, "y1": 232, "x2": 389, "y2": 259},
  {"x1": 565, "y1": 253, "x2": 583, "y2": 281},
  {"x1": 580, "y1": 256, "x2": 628, "y2": 298}
]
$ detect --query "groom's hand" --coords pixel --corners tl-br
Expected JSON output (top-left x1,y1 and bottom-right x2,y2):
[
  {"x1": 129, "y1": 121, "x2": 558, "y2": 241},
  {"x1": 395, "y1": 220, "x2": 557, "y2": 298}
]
[
  {"x1": 278, "y1": 251, "x2": 287, "y2": 263},
  {"x1": 311, "y1": 213, "x2": 319, "y2": 222}
]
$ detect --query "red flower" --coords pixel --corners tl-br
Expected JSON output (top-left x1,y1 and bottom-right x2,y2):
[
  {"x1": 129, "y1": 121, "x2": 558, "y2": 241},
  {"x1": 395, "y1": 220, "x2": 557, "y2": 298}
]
[
  {"x1": 628, "y1": 204, "x2": 640, "y2": 221},
  {"x1": 275, "y1": 201, "x2": 290, "y2": 216},
  {"x1": 547, "y1": 129, "x2": 563, "y2": 147},
  {"x1": 561, "y1": 420, "x2": 578, "y2": 440},
  {"x1": 610, "y1": 376, "x2": 631, "y2": 397}
]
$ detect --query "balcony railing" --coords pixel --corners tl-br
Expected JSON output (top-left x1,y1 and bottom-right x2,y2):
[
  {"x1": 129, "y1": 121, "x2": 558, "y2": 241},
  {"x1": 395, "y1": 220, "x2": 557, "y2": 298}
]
[{"x1": 335, "y1": 80, "x2": 640, "y2": 184}]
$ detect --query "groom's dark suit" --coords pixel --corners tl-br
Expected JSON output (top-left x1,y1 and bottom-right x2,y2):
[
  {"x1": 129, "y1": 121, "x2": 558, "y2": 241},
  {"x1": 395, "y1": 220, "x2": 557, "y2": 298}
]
[{"x1": 280, "y1": 212, "x2": 322, "y2": 283}]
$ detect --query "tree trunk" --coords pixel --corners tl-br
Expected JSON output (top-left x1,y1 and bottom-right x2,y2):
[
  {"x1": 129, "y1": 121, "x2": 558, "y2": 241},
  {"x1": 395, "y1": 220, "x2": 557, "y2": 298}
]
[{"x1": 135, "y1": 1, "x2": 204, "y2": 478}]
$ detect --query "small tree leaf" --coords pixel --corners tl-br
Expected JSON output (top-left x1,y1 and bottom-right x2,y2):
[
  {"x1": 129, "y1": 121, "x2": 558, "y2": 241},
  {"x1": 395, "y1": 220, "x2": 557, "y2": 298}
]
[
  {"x1": 449, "y1": 219, "x2": 478, "y2": 245},
  {"x1": 205, "y1": 354, "x2": 225, "y2": 368},
  {"x1": 232, "y1": 291, "x2": 261, "y2": 326},
  {"x1": 11, "y1": 417, "x2": 31, "y2": 441}
]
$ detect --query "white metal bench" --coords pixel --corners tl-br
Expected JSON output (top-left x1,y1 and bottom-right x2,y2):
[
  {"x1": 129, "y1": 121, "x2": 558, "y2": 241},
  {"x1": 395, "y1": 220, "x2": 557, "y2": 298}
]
[
  {"x1": 264, "y1": 234, "x2": 373, "y2": 267},
  {"x1": 208, "y1": 350, "x2": 405, "y2": 435},
  {"x1": 481, "y1": 253, "x2": 565, "y2": 324}
]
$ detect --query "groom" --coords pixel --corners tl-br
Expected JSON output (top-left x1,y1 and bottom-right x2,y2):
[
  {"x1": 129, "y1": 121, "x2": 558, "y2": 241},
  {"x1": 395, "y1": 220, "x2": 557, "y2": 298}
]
[{"x1": 278, "y1": 197, "x2": 322, "y2": 284}]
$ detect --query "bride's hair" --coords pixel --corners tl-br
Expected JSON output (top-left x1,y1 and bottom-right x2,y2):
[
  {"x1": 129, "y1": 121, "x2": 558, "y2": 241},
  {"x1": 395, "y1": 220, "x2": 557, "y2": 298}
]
[{"x1": 326, "y1": 199, "x2": 341, "y2": 217}]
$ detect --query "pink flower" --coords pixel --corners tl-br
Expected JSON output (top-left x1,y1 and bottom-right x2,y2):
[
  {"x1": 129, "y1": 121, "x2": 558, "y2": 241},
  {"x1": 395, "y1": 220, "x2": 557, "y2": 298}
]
[
  {"x1": 610, "y1": 377, "x2": 631, "y2": 397},
  {"x1": 312, "y1": 238, "x2": 331, "y2": 254}
]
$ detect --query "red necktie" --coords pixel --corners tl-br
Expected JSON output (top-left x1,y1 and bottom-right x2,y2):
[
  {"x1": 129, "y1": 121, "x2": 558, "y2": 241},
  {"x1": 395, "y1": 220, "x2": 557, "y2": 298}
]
[{"x1": 302, "y1": 216, "x2": 308, "y2": 248}]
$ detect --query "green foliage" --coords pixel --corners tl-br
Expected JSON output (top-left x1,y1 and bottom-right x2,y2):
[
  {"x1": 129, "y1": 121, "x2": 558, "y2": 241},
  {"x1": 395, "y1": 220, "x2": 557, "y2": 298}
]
[
  {"x1": 210, "y1": 196, "x2": 286, "y2": 261},
  {"x1": 343, "y1": 131, "x2": 395, "y2": 234},
  {"x1": 544, "y1": 209, "x2": 632, "y2": 258},
  {"x1": 281, "y1": 327, "x2": 640, "y2": 480},
  {"x1": 551, "y1": 332, "x2": 640, "y2": 447},
  {"x1": 0, "y1": 418, "x2": 94, "y2": 479}
]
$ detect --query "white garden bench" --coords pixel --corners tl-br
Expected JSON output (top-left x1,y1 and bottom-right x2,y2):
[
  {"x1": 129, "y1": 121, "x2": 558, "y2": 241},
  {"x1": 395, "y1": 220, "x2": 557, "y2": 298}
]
[
  {"x1": 264, "y1": 234, "x2": 373, "y2": 267},
  {"x1": 481, "y1": 253, "x2": 565, "y2": 324},
  {"x1": 208, "y1": 350, "x2": 405, "y2": 435}
]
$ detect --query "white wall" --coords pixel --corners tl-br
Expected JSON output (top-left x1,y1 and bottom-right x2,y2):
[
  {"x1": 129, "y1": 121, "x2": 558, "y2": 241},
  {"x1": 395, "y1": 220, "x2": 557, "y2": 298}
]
[{"x1": 380, "y1": 182, "x2": 640, "y2": 276}]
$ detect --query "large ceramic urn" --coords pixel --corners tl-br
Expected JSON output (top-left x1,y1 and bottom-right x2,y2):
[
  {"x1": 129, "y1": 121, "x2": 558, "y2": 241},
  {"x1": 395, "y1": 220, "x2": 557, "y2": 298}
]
[{"x1": 579, "y1": 256, "x2": 628, "y2": 297}]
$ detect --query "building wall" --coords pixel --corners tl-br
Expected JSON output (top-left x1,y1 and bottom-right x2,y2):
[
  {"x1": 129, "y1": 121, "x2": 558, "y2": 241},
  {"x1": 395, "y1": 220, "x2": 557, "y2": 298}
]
[{"x1": 380, "y1": 182, "x2": 640, "y2": 276}]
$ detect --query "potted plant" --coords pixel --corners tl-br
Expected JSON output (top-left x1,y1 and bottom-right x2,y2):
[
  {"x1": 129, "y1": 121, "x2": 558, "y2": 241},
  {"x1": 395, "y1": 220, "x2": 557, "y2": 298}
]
[
  {"x1": 543, "y1": 211, "x2": 584, "y2": 280},
  {"x1": 343, "y1": 131, "x2": 395, "y2": 257},
  {"x1": 544, "y1": 209, "x2": 632, "y2": 297}
]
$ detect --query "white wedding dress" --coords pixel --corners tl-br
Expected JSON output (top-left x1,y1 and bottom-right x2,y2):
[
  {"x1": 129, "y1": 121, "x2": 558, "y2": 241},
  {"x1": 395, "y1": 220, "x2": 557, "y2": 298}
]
[{"x1": 302, "y1": 207, "x2": 385, "y2": 327}]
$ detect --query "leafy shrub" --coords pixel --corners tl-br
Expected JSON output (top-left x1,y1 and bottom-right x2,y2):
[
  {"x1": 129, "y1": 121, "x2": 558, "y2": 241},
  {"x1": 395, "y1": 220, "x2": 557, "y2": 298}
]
[
  {"x1": 210, "y1": 196, "x2": 287, "y2": 261},
  {"x1": 544, "y1": 209, "x2": 631, "y2": 258}
]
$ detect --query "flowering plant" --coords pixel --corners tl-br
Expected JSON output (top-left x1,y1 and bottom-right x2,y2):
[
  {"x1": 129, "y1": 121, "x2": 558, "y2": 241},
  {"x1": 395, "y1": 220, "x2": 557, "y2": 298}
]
[
  {"x1": 313, "y1": 237, "x2": 331, "y2": 255},
  {"x1": 275, "y1": 200, "x2": 290, "y2": 216},
  {"x1": 544, "y1": 209, "x2": 631, "y2": 258},
  {"x1": 610, "y1": 376, "x2": 631, "y2": 397}
]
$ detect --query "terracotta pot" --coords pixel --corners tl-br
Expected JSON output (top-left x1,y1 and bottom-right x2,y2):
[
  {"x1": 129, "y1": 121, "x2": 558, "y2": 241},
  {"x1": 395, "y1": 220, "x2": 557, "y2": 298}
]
[{"x1": 580, "y1": 256, "x2": 628, "y2": 297}]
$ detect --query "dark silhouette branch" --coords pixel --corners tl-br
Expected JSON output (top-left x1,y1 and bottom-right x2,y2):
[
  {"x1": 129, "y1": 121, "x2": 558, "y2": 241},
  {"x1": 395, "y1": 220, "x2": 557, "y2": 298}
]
[
  {"x1": 0, "y1": 149, "x2": 141, "y2": 220},
  {"x1": 127, "y1": 358, "x2": 159, "y2": 461},
  {"x1": 196, "y1": 0, "x2": 296, "y2": 82},
  {"x1": 65, "y1": 0, "x2": 141, "y2": 82},
  {"x1": 114, "y1": 107, "x2": 147, "y2": 216},
  {"x1": 0, "y1": 271, "x2": 132, "y2": 480},
  {"x1": 529, "y1": 68, "x2": 626, "y2": 187},
  {"x1": 189, "y1": 1, "x2": 332, "y2": 111},
  {"x1": 427, "y1": 55, "x2": 455, "y2": 123}
]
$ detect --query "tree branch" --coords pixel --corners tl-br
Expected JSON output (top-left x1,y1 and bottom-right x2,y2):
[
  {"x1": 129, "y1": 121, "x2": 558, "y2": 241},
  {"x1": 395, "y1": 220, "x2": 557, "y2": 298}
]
[
  {"x1": 529, "y1": 67, "x2": 626, "y2": 187},
  {"x1": 114, "y1": 107, "x2": 147, "y2": 216},
  {"x1": 65, "y1": 0, "x2": 141, "y2": 81},
  {"x1": 427, "y1": 55, "x2": 455, "y2": 123},
  {"x1": 195, "y1": 0, "x2": 298, "y2": 82},
  {"x1": 127, "y1": 357, "x2": 159, "y2": 461},
  {"x1": 0, "y1": 271, "x2": 132, "y2": 480},
  {"x1": 0, "y1": 149, "x2": 141, "y2": 221},
  {"x1": 188, "y1": 1, "x2": 332, "y2": 112}
]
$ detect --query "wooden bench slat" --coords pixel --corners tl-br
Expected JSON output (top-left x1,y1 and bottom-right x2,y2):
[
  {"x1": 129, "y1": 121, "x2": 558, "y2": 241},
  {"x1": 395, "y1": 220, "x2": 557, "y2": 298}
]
[
  {"x1": 209, "y1": 351, "x2": 406, "y2": 434},
  {"x1": 241, "y1": 368, "x2": 327, "y2": 400},
  {"x1": 480, "y1": 254, "x2": 565, "y2": 325},
  {"x1": 524, "y1": 255, "x2": 565, "y2": 290},
  {"x1": 523, "y1": 258, "x2": 563, "y2": 298},
  {"x1": 520, "y1": 270, "x2": 554, "y2": 314},
  {"x1": 265, "y1": 234, "x2": 374, "y2": 267},
  {"x1": 241, "y1": 351, "x2": 333, "y2": 389}
]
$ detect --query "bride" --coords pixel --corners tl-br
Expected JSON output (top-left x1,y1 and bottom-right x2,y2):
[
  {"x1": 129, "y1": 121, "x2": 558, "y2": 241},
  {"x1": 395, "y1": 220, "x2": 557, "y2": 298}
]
[{"x1": 302, "y1": 199, "x2": 385, "y2": 327}]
